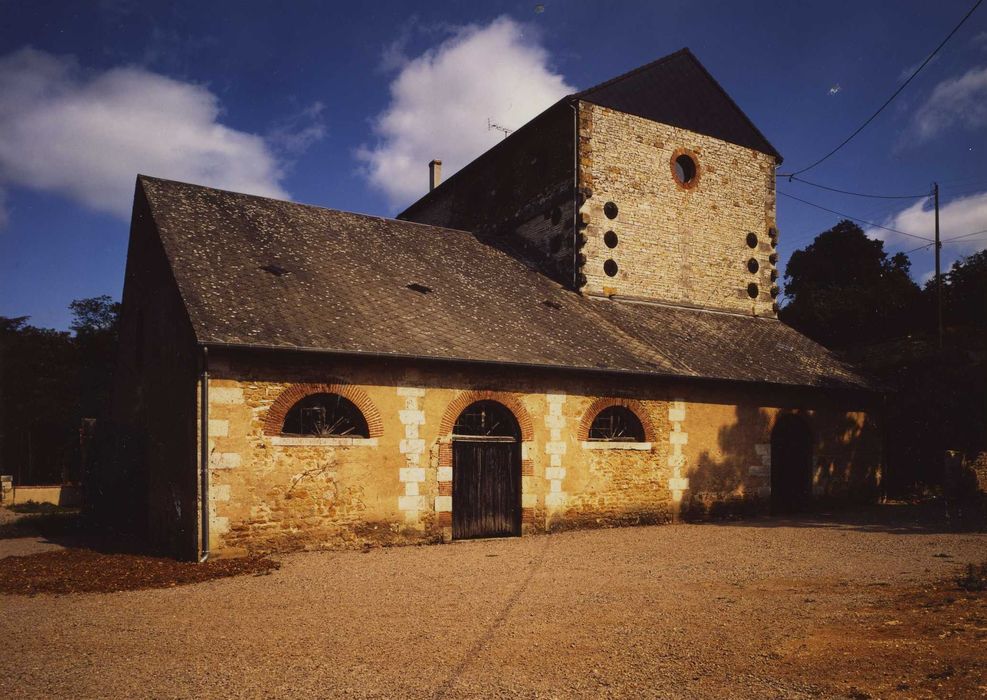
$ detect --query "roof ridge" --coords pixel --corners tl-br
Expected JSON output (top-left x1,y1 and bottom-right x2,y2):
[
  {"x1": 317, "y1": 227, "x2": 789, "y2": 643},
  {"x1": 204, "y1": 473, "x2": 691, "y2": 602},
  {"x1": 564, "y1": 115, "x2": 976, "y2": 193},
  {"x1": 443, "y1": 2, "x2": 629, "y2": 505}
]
[
  {"x1": 137, "y1": 174, "x2": 474, "y2": 237},
  {"x1": 574, "y1": 47, "x2": 691, "y2": 99}
]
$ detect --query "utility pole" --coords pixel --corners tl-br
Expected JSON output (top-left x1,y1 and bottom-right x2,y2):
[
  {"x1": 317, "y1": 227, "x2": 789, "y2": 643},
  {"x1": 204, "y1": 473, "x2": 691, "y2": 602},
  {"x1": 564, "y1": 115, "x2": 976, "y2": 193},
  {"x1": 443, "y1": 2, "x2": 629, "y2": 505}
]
[{"x1": 934, "y1": 182, "x2": 942, "y2": 349}]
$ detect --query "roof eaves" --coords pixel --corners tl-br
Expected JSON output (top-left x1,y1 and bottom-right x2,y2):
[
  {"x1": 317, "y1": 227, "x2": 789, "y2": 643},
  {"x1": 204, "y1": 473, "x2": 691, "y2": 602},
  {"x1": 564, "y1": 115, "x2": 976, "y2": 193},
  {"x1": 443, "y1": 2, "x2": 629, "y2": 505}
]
[{"x1": 199, "y1": 339, "x2": 878, "y2": 394}]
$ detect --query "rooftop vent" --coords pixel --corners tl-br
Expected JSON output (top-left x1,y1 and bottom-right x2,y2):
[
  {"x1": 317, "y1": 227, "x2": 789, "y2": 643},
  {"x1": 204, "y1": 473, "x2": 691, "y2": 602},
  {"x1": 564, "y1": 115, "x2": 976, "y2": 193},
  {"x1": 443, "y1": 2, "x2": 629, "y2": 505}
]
[
  {"x1": 260, "y1": 264, "x2": 289, "y2": 276},
  {"x1": 406, "y1": 283, "x2": 432, "y2": 294}
]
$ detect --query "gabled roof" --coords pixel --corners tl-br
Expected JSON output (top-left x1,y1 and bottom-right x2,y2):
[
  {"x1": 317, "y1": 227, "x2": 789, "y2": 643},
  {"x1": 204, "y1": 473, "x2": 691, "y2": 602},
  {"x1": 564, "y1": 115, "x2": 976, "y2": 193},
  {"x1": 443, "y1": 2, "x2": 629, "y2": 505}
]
[
  {"x1": 140, "y1": 176, "x2": 869, "y2": 391},
  {"x1": 576, "y1": 48, "x2": 782, "y2": 161}
]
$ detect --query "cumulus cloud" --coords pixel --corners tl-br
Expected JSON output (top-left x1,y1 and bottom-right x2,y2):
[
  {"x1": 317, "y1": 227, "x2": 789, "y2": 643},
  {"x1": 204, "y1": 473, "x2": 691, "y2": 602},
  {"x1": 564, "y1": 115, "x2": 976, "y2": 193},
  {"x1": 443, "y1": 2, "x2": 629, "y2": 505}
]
[
  {"x1": 911, "y1": 65, "x2": 987, "y2": 141},
  {"x1": 866, "y1": 189, "x2": 987, "y2": 254},
  {"x1": 0, "y1": 47, "x2": 294, "y2": 222},
  {"x1": 358, "y1": 16, "x2": 574, "y2": 208}
]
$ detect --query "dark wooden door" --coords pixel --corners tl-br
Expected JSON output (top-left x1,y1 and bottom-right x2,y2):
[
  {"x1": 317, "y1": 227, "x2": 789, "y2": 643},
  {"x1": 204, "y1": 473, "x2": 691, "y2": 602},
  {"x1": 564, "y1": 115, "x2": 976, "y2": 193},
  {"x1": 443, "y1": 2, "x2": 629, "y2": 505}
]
[
  {"x1": 770, "y1": 415, "x2": 813, "y2": 515},
  {"x1": 452, "y1": 438, "x2": 521, "y2": 539}
]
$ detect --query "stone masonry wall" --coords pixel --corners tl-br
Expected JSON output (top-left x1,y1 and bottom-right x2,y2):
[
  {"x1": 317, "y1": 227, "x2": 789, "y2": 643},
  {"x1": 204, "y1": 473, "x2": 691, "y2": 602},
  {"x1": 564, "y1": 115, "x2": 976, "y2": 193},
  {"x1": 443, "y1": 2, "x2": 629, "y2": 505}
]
[
  {"x1": 201, "y1": 352, "x2": 881, "y2": 555},
  {"x1": 577, "y1": 101, "x2": 779, "y2": 316}
]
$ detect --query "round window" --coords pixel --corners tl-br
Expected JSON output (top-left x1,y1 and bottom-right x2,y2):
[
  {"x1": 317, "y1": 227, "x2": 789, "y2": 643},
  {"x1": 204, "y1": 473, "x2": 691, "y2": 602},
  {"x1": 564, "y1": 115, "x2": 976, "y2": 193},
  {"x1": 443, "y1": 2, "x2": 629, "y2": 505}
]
[
  {"x1": 747, "y1": 258, "x2": 759, "y2": 274},
  {"x1": 747, "y1": 283, "x2": 759, "y2": 299},
  {"x1": 604, "y1": 230, "x2": 618, "y2": 248},
  {"x1": 671, "y1": 152, "x2": 699, "y2": 188},
  {"x1": 604, "y1": 202, "x2": 619, "y2": 219},
  {"x1": 746, "y1": 232, "x2": 758, "y2": 249},
  {"x1": 604, "y1": 259, "x2": 618, "y2": 277}
]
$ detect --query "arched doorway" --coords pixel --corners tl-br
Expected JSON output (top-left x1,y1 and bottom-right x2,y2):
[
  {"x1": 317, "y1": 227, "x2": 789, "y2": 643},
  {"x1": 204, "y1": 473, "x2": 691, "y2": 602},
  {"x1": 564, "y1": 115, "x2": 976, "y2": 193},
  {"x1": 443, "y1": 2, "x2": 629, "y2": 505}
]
[
  {"x1": 770, "y1": 413, "x2": 813, "y2": 515},
  {"x1": 452, "y1": 400, "x2": 521, "y2": 539}
]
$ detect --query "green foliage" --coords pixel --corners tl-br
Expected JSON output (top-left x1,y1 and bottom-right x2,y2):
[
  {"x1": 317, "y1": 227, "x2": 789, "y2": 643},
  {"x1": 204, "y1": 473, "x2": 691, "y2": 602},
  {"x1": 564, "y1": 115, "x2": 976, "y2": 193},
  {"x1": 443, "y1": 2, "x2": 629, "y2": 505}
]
[
  {"x1": 932, "y1": 251, "x2": 987, "y2": 329},
  {"x1": 780, "y1": 220, "x2": 923, "y2": 348},
  {"x1": 782, "y1": 221, "x2": 986, "y2": 493},
  {"x1": 0, "y1": 297, "x2": 120, "y2": 485}
]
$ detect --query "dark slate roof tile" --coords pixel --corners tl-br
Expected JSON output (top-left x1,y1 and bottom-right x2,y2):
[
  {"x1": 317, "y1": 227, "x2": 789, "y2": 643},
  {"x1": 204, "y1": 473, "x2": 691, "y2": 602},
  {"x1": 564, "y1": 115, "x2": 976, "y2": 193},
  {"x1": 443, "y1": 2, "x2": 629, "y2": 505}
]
[{"x1": 140, "y1": 176, "x2": 870, "y2": 391}]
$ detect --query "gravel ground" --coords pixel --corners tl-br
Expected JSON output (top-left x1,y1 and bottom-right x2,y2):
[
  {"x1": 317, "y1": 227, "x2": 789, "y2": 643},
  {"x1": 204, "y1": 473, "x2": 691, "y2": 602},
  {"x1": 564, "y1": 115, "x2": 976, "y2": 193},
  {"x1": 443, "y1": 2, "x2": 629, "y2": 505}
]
[{"x1": 1, "y1": 504, "x2": 984, "y2": 699}]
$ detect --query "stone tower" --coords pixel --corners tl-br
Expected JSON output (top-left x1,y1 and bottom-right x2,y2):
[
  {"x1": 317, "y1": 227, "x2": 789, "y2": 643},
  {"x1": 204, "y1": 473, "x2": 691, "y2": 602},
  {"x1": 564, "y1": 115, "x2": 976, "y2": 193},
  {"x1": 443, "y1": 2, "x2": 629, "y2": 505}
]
[{"x1": 399, "y1": 48, "x2": 782, "y2": 317}]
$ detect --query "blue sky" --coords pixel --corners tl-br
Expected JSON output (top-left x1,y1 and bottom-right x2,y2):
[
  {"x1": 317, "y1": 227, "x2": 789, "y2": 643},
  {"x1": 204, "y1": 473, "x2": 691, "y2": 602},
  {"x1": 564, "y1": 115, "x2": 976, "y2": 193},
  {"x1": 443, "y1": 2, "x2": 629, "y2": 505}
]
[{"x1": 1, "y1": 0, "x2": 985, "y2": 329}]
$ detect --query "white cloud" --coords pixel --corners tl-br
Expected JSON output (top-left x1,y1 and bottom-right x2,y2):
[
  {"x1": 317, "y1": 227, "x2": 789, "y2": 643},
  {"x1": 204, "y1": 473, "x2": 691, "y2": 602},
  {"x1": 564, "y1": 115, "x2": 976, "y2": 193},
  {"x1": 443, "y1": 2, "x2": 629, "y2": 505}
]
[
  {"x1": 358, "y1": 16, "x2": 574, "y2": 208},
  {"x1": 0, "y1": 47, "x2": 293, "y2": 222},
  {"x1": 866, "y1": 189, "x2": 987, "y2": 254},
  {"x1": 267, "y1": 102, "x2": 327, "y2": 156},
  {"x1": 911, "y1": 65, "x2": 987, "y2": 141}
]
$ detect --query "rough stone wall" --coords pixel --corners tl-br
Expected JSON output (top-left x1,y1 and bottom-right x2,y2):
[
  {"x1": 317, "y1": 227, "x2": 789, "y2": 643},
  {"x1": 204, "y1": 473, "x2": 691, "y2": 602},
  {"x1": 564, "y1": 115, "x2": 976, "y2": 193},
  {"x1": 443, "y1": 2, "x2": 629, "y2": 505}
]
[
  {"x1": 577, "y1": 101, "x2": 779, "y2": 316},
  {"x1": 201, "y1": 351, "x2": 882, "y2": 555}
]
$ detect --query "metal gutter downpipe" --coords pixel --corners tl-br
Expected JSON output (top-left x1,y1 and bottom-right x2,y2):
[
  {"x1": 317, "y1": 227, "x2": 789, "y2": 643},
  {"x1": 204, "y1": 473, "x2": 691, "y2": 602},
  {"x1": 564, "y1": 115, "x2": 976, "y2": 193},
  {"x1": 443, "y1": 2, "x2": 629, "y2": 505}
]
[
  {"x1": 570, "y1": 98, "x2": 580, "y2": 291},
  {"x1": 199, "y1": 345, "x2": 210, "y2": 562}
]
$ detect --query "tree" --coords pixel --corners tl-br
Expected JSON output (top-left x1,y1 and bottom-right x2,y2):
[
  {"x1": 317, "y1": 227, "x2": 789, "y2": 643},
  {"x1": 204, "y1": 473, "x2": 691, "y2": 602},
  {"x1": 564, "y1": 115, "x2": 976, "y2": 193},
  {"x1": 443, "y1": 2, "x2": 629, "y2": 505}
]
[
  {"x1": 0, "y1": 296, "x2": 121, "y2": 485},
  {"x1": 780, "y1": 220, "x2": 923, "y2": 348},
  {"x1": 932, "y1": 250, "x2": 987, "y2": 329},
  {"x1": 70, "y1": 296, "x2": 121, "y2": 419}
]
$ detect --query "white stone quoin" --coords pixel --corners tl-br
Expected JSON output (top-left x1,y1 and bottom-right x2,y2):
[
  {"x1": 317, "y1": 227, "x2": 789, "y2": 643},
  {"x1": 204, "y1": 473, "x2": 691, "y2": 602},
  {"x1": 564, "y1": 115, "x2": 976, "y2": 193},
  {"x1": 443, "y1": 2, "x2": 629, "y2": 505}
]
[{"x1": 397, "y1": 387, "x2": 427, "y2": 523}]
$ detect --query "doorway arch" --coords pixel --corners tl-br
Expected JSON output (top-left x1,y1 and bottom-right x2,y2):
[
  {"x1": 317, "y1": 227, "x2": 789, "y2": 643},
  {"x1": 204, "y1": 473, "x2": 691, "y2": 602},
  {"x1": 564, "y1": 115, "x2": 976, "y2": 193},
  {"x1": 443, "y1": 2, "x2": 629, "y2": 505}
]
[
  {"x1": 770, "y1": 413, "x2": 813, "y2": 515},
  {"x1": 451, "y1": 400, "x2": 522, "y2": 539}
]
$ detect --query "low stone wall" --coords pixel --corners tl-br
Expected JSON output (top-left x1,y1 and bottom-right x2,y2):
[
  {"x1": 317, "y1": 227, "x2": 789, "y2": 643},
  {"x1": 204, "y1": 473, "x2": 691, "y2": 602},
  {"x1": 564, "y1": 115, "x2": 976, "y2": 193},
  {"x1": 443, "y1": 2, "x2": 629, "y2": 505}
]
[{"x1": 9, "y1": 484, "x2": 82, "y2": 507}]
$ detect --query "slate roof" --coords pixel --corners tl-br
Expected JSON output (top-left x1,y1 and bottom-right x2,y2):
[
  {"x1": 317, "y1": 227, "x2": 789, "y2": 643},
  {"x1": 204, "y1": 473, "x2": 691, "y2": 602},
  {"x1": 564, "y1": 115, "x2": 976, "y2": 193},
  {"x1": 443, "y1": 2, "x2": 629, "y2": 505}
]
[
  {"x1": 141, "y1": 176, "x2": 871, "y2": 391},
  {"x1": 576, "y1": 48, "x2": 782, "y2": 161}
]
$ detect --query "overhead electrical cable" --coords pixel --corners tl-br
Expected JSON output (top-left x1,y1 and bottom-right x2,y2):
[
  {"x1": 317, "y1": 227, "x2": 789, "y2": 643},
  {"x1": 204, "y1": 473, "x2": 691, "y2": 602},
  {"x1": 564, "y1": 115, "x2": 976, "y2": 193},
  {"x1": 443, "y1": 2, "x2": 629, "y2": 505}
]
[
  {"x1": 779, "y1": 0, "x2": 984, "y2": 177},
  {"x1": 785, "y1": 175, "x2": 930, "y2": 199},
  {"x1": 777, "y1": 191, "x2": 933, "y2": 241}
]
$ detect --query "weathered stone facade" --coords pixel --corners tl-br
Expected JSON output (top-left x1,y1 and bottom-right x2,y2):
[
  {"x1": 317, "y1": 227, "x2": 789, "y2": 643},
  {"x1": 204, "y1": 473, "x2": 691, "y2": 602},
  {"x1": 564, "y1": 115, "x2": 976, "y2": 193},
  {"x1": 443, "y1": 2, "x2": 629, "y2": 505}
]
[
  {"x1": 109, "y1": 50, "x2": 882, "y2": 560},
  {"x1": 576, "y1": 102, "x2": 779, "y2": 315},
  {"x1": 200, "y1": 352, "x2": 881, "y2": 555}
]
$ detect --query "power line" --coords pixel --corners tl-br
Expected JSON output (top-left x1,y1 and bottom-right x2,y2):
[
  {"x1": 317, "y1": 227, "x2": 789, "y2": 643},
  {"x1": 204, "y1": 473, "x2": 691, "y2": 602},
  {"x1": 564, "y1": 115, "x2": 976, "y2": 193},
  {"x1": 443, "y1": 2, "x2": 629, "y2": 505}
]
[
  {"x1": 944, "y1": 228, "x2": 987, "y2": 242},
  {"x1": 901, "y1": 229, "x2": 987, "y2": 255},
  {"x1": 777, "y1": 191, "x2": 933, "y2": 241},
  {"x1": 783, "y1": 175, "x2": 930, "y2": 199},
  {"x1": 781, "y1": 0, "x2": 984, "y2": 177}
]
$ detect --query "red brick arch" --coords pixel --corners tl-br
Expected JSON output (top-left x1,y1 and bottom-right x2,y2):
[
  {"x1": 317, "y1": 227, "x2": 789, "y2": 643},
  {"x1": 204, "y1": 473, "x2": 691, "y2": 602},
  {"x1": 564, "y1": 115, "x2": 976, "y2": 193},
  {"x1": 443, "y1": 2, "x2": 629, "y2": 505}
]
[
  {"x1": 262, "y1": 381, "x2": 383, "y2": 437},
  {"x1": 578, "y1": 397, "x2": 656, "y2": 442},
  {"x1": 438, "y1": 390, "x2": 534, "y2": 442}
]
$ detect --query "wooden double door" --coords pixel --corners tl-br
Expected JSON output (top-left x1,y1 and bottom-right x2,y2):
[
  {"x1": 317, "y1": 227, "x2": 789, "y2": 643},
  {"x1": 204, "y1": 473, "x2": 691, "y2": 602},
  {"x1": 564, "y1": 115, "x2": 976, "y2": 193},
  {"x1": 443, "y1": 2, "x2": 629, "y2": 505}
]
[{"x1": 452, "y1": 437, "x2": 521, "y2": 540}]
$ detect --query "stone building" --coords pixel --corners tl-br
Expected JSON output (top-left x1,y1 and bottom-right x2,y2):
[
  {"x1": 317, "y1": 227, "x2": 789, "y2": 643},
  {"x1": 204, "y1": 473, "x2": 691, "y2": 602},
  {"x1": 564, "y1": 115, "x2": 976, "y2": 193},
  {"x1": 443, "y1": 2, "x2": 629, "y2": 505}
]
[{"x1": 107, "y1": 49, "x2": 882, "y2": 559}]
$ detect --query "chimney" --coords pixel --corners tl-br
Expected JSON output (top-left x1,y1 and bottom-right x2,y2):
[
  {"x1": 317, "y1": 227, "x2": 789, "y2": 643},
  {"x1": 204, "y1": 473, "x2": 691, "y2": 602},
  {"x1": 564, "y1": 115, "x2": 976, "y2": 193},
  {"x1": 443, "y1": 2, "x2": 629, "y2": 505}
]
[{"x1": 429, "y1": 159, "x2": 442, "y2": 192}]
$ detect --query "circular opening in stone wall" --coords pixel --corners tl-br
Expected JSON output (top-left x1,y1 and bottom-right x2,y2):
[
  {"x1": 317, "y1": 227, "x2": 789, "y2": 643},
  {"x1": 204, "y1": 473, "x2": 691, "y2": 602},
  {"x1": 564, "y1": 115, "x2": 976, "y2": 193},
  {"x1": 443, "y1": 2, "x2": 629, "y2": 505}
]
[
  {"x1": 747, "y1": 283, "x2": 759, "y2": 299},
  {"x1": 673, "y1": 154, "x2": 698, "y2": 187},
  {"x1": 604, "y1": 259, "x2": 618, "y2": 277},
  {"x1": 604, "y1": 202, "x2": 619, "y2": 219},
  {"x1": 747, "y1": 258, "x2": 759, "y2": 274},
  {"x1": 770, "y1": 285, "x2": 780, "y2": 298},
  {"x1": 604, "y1": 230, "x2": 618, "y2": 248},
  {"x1": 746, "y1": 232, "x2": 758, "y2": 248}
]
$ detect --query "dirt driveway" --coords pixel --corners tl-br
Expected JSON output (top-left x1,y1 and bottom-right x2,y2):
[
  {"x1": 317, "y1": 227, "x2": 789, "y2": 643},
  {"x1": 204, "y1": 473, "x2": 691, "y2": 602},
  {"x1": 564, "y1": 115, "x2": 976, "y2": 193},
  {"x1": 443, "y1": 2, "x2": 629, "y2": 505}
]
[{"x1": 1, "y1": 505, "x2": 985, "y2": 699}]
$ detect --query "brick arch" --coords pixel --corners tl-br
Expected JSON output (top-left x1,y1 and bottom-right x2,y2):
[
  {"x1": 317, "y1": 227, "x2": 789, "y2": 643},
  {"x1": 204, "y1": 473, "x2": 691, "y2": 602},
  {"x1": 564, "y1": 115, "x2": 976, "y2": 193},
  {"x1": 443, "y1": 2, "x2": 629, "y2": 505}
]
[
  {"x1": 262, "y1": 381, "x2": 383, "y2": 437},
  {"x1": 578, "y1": 397, "x2": 656, "y2": 442},
  {"x1": 438, "y1": 391, "x2": 534, "y2": 442}
]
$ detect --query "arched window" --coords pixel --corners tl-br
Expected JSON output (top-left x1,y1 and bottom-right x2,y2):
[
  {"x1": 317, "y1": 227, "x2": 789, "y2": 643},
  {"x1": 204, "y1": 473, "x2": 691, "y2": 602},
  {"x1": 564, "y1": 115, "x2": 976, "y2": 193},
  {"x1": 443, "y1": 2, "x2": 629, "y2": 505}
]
[
  {"x1": 588, "y1": 406, "x2": 645, "y2": 442},
  {"x1": 281, "y1": 393, "x2": 369, "y2": 437},
  {"x1": 452, "y1": 400, "x2": 520, "y2": 439}
]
